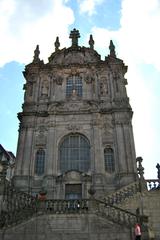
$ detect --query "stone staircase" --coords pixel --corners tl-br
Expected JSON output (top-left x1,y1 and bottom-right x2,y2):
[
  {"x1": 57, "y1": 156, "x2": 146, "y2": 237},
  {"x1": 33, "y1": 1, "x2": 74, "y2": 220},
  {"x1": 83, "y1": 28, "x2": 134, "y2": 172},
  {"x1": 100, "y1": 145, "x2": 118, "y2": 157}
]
[
  {"x1": 3, "y1": 177, "x2": 159, "y2": 231},
  {"x1": 0, "y1": 181, "x2": 37, "y2": 228},
  {"x1": 103, "y1": 180, "x2": 141, "y2": 206},
  {"x1": 0, "y1": 180, "x2": 139, "y2": 230}
]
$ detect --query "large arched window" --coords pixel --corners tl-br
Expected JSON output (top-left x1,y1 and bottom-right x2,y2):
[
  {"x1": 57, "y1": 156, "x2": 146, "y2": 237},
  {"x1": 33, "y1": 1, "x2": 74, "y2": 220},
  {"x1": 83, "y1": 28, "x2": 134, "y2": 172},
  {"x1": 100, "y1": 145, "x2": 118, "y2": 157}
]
[
  {"x1": 104, "y1": 148, "x2": 115, "y2": 173},
  {"x1": 35, "y1": 149, "x2": 45, "y2": 175},
  {"x1": 59, "y1": 134, "x2": 90, "y2": 173}
]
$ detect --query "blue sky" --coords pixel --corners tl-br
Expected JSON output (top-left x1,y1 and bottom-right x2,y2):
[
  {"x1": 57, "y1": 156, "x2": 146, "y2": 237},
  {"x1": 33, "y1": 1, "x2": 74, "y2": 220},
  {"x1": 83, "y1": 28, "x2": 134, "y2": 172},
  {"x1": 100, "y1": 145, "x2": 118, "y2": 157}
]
[{"x1": 0, "y1": 0, "x2": 160, "y2": 179}]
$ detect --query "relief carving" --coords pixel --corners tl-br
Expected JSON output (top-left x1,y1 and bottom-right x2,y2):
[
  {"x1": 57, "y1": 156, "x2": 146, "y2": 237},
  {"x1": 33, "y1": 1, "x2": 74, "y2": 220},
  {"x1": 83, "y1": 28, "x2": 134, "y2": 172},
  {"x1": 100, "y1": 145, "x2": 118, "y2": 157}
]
[
  {"x1": 85, "y1": 74, "x2": 94, "y2": 84},
  {"x1": 35, "y1": 126, "x2": 47, "y2": 146},
  {"x1": 67, "y1": 124, "x2": 80, "y2": 132},
  {"x1": 41, "y1": 80, "x2": 49, "y2": 98},
  {"x1": 56, "y1": 76, "x2": 63, "y2": 85},
  {"x1": 102, "y1": 116, "x2": 114, "y2": 143}
]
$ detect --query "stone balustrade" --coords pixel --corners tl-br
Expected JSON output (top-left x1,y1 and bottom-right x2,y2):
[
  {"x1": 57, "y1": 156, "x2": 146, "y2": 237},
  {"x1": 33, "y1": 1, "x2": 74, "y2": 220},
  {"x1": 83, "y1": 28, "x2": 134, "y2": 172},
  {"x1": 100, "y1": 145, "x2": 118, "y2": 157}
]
[
  {"x1": 95, "y1": 199, "x2": 137, "y2": 227},
  {"x1": 0, "y1": 181, "x2": 37, "y2": 228},
  {"x1": 146, "y1": 179, "x2": 160, "y2": 190},
  {"x1": 45, "y1": 199, "x2": 89, "y2": 214},
  {"x1": 104, "y1": 181, "x2": 140, "y2": 205}
]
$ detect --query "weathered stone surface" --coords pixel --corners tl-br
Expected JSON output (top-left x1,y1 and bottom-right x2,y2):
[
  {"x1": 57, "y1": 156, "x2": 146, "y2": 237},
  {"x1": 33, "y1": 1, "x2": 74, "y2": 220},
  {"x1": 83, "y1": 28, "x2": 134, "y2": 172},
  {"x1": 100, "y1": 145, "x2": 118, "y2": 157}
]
[
  {"x1": 2, "y1": 29, "x2": 159, "y2": 240},
  {"x1": 0, "y1": 213, "x2": 131, "y2": 240}
]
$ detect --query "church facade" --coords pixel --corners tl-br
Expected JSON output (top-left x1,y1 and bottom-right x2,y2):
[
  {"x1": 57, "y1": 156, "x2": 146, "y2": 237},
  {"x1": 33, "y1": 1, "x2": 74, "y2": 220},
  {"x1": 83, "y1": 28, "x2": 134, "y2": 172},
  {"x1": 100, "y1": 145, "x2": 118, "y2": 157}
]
[
  {"x1": 14, "y1": 28, "x2": 137, "y2": 199},
  {"x1": 0, "y1": 29, "x2": 160, "y2": 240}
]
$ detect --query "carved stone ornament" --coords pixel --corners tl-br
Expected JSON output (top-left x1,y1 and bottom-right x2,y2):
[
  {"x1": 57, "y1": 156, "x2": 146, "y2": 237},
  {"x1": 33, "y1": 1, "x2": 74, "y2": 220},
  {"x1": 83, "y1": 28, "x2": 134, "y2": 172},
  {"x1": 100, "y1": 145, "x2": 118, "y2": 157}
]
[
  {"x1": 67, "y1": 124, "x2": 80, "y2": 132},
  {"x1": 113, "y1": 98, "x2": 129, "y2": 108},
  {"x1": 35, "y1": 126, "x2": 47, "y2": 146},
  {"x1": 41, "y1": 81, "x2": 49, "y2": 97},
  {"x1": 56, "y1": 76, "x2": 63, "y2": 85}
]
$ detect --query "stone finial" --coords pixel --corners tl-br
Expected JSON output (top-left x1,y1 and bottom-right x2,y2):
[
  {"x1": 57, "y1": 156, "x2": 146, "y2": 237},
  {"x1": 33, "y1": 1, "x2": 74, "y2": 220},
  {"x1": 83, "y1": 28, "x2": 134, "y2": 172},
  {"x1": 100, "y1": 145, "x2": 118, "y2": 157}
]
[
  {"x1": 33, "y1": 45, "x2": 40, "y2": 63},
  {"x1": 55, "y1": 36, "x2": 60, "y2": 51},
  {"x1": 69, "y1": 28, "x2": 80, "y2": 47},
  {"x1": 88, "y1": 185, "x2": 96, "y2": 197},
  {"x1": 156, "y1": 163, "x2": 160, "y2": 180},
  {"x1": 89, "y1": 34, "x2": 94, "y2": 49},
  {"x1": 136, "y1": 157, "x2": 144, "y2": 179},
  {"x1": 109, "y1": 40, "x2": 116, "y2": 57}
]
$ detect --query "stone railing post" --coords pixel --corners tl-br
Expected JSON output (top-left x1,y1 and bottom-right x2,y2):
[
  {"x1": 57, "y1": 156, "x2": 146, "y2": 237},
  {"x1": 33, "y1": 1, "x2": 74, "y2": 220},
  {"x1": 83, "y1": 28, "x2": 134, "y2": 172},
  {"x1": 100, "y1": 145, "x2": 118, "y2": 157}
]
[
  {"x1": 136, "y1": 157, "x2": 147, "y2": 191},
  {"x1": 37, "y1": 189, "x2": 47, "y2": 213},
  {"x1": 139, "y1": 215, "x2": 150, "y2": 240},
  {"x1": 88, "y1": 186, "x2": 99, "y2": 213}
]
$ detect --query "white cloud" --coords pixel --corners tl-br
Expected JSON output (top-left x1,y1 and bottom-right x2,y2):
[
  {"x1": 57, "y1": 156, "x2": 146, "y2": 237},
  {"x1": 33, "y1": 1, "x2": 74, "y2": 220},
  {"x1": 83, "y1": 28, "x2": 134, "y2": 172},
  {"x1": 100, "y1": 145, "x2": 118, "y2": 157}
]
[
  {"x1": 78, "y1": 0, "x2": 104, "y2": 16},
  {"x1": 90, "y1": 0, "x2": 160, "y2": 178},
  {"x1": 0, "y1": 0, "x2": 74, "y2": 66},
  {"x1": 118, "y1": 0, "x2": 160, "y2": 70}
]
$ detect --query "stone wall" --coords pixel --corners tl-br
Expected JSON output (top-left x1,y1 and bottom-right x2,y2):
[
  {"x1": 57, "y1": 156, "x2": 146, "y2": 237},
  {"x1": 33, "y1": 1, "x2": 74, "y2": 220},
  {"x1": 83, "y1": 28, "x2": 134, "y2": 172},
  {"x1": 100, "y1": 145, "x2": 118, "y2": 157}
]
[{"x1": 0, "y1": 213, "x2": 132, "y2": 240}]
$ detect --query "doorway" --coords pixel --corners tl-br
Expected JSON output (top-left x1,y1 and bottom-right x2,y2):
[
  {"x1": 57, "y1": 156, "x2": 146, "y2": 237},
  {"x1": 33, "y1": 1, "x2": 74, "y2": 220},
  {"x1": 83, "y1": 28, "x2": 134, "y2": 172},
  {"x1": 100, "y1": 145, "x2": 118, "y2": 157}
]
[{"x1": 65, "y1": 184, "x2": 82, "y2": 200}]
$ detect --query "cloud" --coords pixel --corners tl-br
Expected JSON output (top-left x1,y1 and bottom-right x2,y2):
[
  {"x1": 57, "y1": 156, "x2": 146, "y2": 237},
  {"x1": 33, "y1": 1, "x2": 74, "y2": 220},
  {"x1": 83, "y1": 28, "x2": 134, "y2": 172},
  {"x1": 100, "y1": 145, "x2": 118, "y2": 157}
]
[
  {"x1": 78, "y1": 0, "x2": 104, "y2": 16},
  {"x1": 0, "y1": 0, "x2": 74, "y2": 66},
  {"x1": 118, "y1": 0, "x2": 160, "y2": 71},
  {"x1": 90, "y1": 0, "x2": 160, "y2": 178}
]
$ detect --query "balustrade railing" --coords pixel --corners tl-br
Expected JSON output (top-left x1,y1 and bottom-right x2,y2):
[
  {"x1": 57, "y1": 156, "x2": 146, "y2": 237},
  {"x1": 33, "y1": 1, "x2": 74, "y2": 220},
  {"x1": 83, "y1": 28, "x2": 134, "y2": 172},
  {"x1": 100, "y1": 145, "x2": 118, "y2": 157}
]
[
  {"x1": 146, "y1": 179, "x2": 160, "y2": 190},
  {"x1": 0, "y1": 181, "x2": 37, "y2": 228},
  {"x1": 0, "y1": 180, "x2": 144, "y2": 229},
  {"x1": 104, "y1": 181, "x2": 140, "y2": 205},
  {"x1": 96, "y1": 199, "x2": 137, "y2": 227},
  {"x1": 45, "y1": 199, "x2": 89, "y2": 214}
]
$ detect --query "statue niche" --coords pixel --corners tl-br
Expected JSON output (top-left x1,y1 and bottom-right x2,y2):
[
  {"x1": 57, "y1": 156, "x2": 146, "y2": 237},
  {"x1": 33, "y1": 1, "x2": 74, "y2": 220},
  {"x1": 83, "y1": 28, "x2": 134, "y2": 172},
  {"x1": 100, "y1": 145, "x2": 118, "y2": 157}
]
[{"x1": 41, "y1": 80, "x2": 49, "y2": 98}]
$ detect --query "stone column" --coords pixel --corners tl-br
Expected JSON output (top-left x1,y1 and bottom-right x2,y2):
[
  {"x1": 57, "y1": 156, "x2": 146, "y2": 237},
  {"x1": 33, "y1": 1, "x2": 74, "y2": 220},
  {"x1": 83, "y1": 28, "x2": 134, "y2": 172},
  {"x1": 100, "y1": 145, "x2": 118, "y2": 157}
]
[
  {"x1": 115, "y1": 123, "x2": 126, "y2": 173},
  {"x1": 123, "y1": 123, "x2": 136, "y2": 173},
  {"x1": 91, "y1": 124, "x2": 103, "y2": 173},
  {"x1": 22, "y1": 127, "x2": 34, "y2": 175},
  {"x1": 14, "y1": 127, "x2": 27, "y2": 175},
  {"x1": 46, "y1": 126, "x2": 55, "y2": 175}
]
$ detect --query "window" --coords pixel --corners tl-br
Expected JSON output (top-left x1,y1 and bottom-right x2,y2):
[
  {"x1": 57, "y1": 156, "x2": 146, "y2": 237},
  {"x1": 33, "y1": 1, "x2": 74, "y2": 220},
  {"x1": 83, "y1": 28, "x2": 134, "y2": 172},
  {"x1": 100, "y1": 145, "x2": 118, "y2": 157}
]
[
  {"x1": 65, "y1": 184, "x2": 82, "y2": 200},
  {"x1": 35, "y1": 149, "x2": 45, "y2": 175},
  {"x1": 66, "y1": 76, "x2": 82, "y2": 97},
  {"x1": 59, "y1": 134, "x2": 90, "y2": 173},
  {"x1": 104, "y1": 148, "x2": 115, "y2": 173}
]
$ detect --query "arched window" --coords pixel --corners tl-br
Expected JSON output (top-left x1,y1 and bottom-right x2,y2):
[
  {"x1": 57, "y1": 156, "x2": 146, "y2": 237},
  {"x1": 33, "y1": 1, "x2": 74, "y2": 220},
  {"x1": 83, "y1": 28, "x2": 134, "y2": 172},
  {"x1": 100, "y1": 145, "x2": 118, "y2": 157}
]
[
  {"x1": 35, "y1": 149, "x2": 45, "y2": 175},
  {"x1": 59, "y1": 134, "x2": 90, "y2": 173},
  {"x1": 104, "y1": 148, "x2": 115, "y2": 173},
  {"x1": 66, "y1": 76, "x2": 82, "y2": 97}
]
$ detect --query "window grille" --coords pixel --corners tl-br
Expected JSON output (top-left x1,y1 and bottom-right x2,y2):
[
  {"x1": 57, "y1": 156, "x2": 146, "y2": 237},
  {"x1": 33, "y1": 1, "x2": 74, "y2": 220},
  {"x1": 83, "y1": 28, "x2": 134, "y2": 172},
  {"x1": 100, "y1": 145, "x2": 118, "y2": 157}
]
[
  {"x1": 66, "y1": 76, "x2": 82, "y2": 97},
  {"x1": 35, "y1": 149, "x2": 45, "y2": 175},
  {"x1": 104, "y1": 148, "x2": 115, "y2": 173},
  {"x1": 60, "y1": 134, "x2": 90, "y2": 173}
]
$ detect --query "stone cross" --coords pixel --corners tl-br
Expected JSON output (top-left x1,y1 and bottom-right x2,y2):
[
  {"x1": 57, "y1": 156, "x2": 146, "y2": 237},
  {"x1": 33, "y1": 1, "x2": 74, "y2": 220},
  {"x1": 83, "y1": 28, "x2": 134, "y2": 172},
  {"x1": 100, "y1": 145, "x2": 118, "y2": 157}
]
[{"x1": 69, "y1": 28, "x2": 80, "y2": 47}]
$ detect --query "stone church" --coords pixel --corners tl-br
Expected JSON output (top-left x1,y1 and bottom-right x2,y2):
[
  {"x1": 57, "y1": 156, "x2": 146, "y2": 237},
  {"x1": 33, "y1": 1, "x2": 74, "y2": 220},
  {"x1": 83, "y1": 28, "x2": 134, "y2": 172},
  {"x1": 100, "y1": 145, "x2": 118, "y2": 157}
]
[{"x1": 0, "y1": 29, "x2": 160, "y2": 240}]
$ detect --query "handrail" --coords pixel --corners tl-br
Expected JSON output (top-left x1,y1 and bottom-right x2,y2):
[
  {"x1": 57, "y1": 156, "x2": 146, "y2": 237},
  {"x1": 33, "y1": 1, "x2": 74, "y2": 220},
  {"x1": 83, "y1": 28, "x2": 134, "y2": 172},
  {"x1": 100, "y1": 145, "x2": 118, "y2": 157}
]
[
  {"x1": 0, "y1": 180, "x2": 37, "y2": 228},
  {"x1": 95, "y1": 198, "x2": 137, "y2": 227},
  {"x1": 103, "y1": 181, "x2": 140, "y2": 205}
]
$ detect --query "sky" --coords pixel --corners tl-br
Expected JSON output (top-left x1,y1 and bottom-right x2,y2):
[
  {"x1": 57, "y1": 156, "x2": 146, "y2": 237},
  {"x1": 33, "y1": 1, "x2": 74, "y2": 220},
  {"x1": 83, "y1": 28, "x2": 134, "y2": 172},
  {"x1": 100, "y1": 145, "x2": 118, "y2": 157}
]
[{"x1": 0, "y1": 0, "x2": 160, "y2": 179}]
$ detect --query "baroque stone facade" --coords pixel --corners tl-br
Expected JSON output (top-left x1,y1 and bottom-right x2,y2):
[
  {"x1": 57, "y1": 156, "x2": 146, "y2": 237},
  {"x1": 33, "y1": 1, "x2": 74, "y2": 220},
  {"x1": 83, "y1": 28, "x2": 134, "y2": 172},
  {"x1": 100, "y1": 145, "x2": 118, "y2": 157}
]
[
  {"x1": 14, "y1": 29, "x2": 137, "y2": 198},
  {"x1": 1, "y1": 29, "x2": 159, "y2": 240}
]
